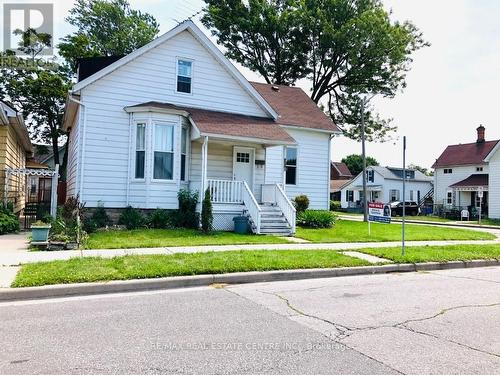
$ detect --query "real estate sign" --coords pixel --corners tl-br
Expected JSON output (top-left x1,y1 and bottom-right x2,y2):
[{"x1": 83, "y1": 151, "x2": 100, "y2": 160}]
[{"x1": 368, "y1": 202, "x2": 391, "y2": 224}]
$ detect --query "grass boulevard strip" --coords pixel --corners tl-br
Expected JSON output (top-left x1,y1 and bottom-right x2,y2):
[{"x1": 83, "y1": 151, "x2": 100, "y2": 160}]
[{"x1": 12, "y1": 244, "x2": 500, "y2": 288}]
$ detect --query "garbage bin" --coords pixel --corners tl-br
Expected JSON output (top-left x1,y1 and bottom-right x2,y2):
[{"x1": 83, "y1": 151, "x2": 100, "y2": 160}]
[{"x1": 233, "y1": 216, "x2": 249, "y2": 234}]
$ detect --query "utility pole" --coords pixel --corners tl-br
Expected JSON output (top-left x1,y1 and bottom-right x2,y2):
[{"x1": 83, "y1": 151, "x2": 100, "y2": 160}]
[
  {"x1": 402, "y1": 136, "x2": 407, "y2": 256},
  {"x1": 361, "y1": 98, "x2": 368, "y2": 222}
]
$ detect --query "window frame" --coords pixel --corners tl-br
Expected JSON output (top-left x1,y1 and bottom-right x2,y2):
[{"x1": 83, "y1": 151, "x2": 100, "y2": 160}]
[
  {"x1": 133, "y1": 122, "x2": 147, "y2": 181},
  {"x1": 346, "y1": 190, "x2": 354, "y2": 202},
  {"x1": 444, "y1": 168, "x2": 453, "y2": 174},
  {"x1": 390, "y1": 189, "x2": 400, "y2": 202},
  {"x1": 446, "y1": 190, "x2": 453, "y2": 205},
  {"x1": 284, "y1": 146, "x2": 298, "y2": 186},
  {"x1": 476, "y1": 166, "x2": 484, "y2": 172},
  {"x1": 180, "y1": 126, "x2": 189, "y2": 182},
  {"x1": 152, "y1": 122, "x2": 176, "y2": 182},
  {"x1": 175, "y1": 58, "x2": 194, "y2": 95}
]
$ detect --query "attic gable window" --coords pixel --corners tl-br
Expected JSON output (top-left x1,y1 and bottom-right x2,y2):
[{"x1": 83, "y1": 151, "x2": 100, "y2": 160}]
[{"x1": 177, "y1": 59, "x2": 192, "y2": 94}]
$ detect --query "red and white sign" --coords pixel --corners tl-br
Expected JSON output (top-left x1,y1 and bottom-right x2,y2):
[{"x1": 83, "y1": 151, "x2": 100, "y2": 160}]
[{"x1": 368, "y1": 202, "x2": 391, "y2": 224}]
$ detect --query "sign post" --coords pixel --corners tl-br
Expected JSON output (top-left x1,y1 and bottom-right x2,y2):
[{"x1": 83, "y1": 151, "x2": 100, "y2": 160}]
[
  {"x1": 368, "y1": 202, "x2": 392, "y2": 235},
  {"x1": 402, "y1": 136, "x2": 407, "y2": 256}
]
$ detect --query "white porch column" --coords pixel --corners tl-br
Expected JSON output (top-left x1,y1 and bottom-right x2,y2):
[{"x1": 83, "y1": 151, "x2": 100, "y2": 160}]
[
  {"x1": 50, "y1": 164, "x2": 59, "y2": 218},
  {"x1": 200, "y1": 136, "x2": 208, "y2": 212}
]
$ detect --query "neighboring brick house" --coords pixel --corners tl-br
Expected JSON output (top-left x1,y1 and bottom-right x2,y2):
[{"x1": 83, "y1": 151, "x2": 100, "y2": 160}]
[
  {"x1": 432, "y1": 126, "x2": 500, "y2": 219},
  {"x1": 330, "y1": 162, "x2": 353, "y2": 201}
]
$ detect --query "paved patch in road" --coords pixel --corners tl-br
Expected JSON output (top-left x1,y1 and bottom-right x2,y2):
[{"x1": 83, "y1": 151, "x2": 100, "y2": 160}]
[
  {"x1": 230, "y1": 267, "x2": 500, "y2": 374},
  {"x1": 0, "y1": 287, "x2": 398, "y2": 375}
]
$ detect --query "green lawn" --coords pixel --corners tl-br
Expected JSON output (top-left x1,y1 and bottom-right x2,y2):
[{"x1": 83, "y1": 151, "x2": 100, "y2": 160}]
[
  {"x1": 85, "y1": 229, "x2": 290, "y2": 249},
  {"x1": 357, "y1": 244, "x2": 500, "y2": 263},
  {"x1": 12, "y1": 250, "x2": 372, "y2": 287},
  {"x1": 395, "y1": 215, "x2": 452, "y2": 223},
  {"x1": 295, "y1": 220, "x2": 496, "y2": 243}
]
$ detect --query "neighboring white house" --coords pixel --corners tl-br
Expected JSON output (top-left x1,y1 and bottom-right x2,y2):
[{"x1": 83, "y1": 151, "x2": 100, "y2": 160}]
[
  {"x1": 432, "y1": 126, "x2": 500, "y2": 219},
  {"x1": 340, "y1": 166, "x2": 433, "y2": 210},
  {"x1": 61, "y1": 20, "x2": 340, "y2": 235}
]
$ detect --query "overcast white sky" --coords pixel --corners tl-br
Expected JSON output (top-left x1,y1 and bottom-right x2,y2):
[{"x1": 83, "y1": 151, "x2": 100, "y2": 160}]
[{"x1": 3, "y1": 0, "x2": 500, "y2": 170}]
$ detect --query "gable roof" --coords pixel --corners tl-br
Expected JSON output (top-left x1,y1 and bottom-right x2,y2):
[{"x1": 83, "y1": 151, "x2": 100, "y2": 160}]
[
  {"x1": 71, "y1": 20, "x2": 278, "y2": 119},
  {"x1": 125, "y1": 102, "x2": 295, "y2": 145},
  {"x1": 432, "y1": 140, "x2": 499, "y2": 168},
  {"x1": 331, "y1": 161, "x2": 353, "y2": 177},
  {"x1": 251, "y1": 82, "x2": 339, "y2": 132},
  {"x1": 370, "y1": 166, "x2": 432, "y2": 182}
]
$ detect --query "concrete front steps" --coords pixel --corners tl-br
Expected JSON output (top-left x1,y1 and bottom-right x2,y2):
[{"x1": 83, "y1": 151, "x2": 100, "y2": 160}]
[{"x1": 258, "y1": 204, "x2": 293, "y2": 236}]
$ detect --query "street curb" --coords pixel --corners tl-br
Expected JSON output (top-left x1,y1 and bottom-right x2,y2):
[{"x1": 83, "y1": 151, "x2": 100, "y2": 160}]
[{"x1": 1, "y1": 260, "x2": 499, "y2": 302}]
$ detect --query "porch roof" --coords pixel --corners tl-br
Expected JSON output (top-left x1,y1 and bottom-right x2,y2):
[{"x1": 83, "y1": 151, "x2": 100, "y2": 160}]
[
  {"x1": 450, "y1": 174, "x2": 488, "y2": 189},
  {"x1": 126, "y1": 101, "x2": 296, "y2": 145}
]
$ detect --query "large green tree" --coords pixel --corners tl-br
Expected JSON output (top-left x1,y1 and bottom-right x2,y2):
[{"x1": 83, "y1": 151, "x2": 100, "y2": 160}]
[
  {"x1": 202, "y1": 0, "x2": 428, "y2": 141},
  {"x1": 341, "y1": 154, "x2": 379, "y2": 176},
  {"x1": 58, "y1": 0, "x2": 160, "y2": 71}
]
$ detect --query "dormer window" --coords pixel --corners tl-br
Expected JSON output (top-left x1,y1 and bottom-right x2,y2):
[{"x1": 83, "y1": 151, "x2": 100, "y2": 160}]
[{"x1": 177, "y1": 59, "x2": 192, "y2": 93}]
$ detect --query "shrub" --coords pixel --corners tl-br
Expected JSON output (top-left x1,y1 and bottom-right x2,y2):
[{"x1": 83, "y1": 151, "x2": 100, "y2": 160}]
[
  {"x1": 293, "y1": 195, "x2": 309, "y2": 213},
  {"x1": 177, "y1": 189, "x2": 199, "y2": 229},
  {"x1": 118, "y1": 206, "x2": 145, "y2": 230},
  {"x1": 147, "y1": 209, "x2": 176, "y2": 229},
  {"x1": 0, "y1": 211, "x2": 19, "y2": 235},
  {"x1": 92, "y1": 203, "x2": 112, "y2": 228},
  {"x1": 201, "y1": 189, "x2": 213, "y2": 233},
  {"x1": 297, "y1": 210, "x2": 336, "y2": 228},
  {"x1": 330, "y1": 200, "x2": 341, "y2": 211}
]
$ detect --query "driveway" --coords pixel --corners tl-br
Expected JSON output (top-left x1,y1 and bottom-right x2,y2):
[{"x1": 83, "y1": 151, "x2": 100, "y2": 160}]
[{"x1": 1, "y1": 266, "x2": 499, "y2": 374}]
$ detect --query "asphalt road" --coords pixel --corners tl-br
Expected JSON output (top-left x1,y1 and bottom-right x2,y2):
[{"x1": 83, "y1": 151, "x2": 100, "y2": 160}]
[{"x1": 1, "y1": 267, "x2": 500, "y2": 374}]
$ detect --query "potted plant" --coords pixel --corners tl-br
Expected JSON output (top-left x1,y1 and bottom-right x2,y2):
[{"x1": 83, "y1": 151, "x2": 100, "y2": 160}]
[{"x1": 31, "y1": 220, "x2": 51, "y2": 243}]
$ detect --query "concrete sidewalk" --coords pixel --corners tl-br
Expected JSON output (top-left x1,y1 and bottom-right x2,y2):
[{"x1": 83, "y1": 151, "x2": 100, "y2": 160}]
[{"x1": 1, "y1": 239, "x2": 499, "y2": 266}]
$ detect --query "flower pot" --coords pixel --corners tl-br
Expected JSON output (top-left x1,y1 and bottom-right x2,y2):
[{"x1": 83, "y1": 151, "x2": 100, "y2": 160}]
[{"x1": 31, "y1": 225, "x2": 51, "y2": 243}]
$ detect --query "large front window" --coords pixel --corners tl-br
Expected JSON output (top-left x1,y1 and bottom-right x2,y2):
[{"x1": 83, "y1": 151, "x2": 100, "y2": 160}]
[
  {"x1": 285, "y1": 147, "x2": 297, "y2": 185},
  {"x1": 181, "y1": 127, "x2": 188, "y2": 181},
  {"x1": 153, "y1": 123, "x2": 174, "y2": 180}
]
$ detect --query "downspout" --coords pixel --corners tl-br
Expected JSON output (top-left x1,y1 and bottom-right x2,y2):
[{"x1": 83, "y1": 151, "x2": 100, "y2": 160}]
[{"x1": 68, "y1": 94, "x2": 86, "y2": 201}]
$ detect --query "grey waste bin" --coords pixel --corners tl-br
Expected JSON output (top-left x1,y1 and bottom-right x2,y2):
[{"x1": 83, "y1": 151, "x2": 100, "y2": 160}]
[{"x1": 233, "y1": 216, "x2": 249, "y2": 234}]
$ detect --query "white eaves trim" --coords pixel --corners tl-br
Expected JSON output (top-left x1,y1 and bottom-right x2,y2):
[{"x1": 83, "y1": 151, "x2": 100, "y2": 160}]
[
  {"x1": 72, "y1": 20, "x2": 278, "y2": 120},
  {"x1": 280, "y1": 124, "x2": 341, "y2": 135},
  {"x1": 484, "y1": 140, "x2": 500, "y2": 162}
]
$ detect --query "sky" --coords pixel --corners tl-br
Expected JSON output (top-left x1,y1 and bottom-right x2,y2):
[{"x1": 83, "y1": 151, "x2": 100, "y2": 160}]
[{"x1": 2, "y1": 0, "x2": 500, "y2": 170}]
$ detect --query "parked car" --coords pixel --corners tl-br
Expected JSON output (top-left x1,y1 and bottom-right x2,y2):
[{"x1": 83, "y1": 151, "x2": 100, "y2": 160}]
[{"x1": 389, "y1": 201, "x2": 419, "y2": 216}]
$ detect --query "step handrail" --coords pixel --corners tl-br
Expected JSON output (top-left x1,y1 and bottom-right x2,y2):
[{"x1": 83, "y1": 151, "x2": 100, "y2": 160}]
[
  {"x1": 242, "y1": 181, "x2": 262, "y2": 234},
  {"x1": 275, "y1": 184, "x2": 296, "y2": 234}
]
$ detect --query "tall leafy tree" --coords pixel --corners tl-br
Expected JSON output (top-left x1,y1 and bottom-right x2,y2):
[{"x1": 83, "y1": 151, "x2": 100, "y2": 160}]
[
  {"x1": 202, "y1": 0, "x2": 428, "y2": 141},
  {"x1": 0, "y1": 28, "x2": 71, "y2": 178},
  {"x1": 58, "y1": 0, "x2": 160, "y2": 71},
  {"x1": 341, "y1": 154, "x2": 379, "y2": 176}
]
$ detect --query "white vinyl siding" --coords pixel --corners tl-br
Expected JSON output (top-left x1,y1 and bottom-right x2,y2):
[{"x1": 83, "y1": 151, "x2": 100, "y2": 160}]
[
  {"x1": 434, "y1": 165, "x2": 489, "y2": 206},
  {"x1": 489, "y1": 150, "x2": 500, "y2": 218},
  {"x1": 264, "y1": 146, "x2": 284, "y2": 184},
  {"x1": 66, "y1": 109, "x2": 80, "y2": 197}
]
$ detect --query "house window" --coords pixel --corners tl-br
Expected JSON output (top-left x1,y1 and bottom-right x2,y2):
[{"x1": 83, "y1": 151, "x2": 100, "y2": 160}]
[
  {"x1": 410, "y1": 190, "x2": 414, "y2": 201},
  {"x1": 135, "y1": 123, "x2": 146, "y2": 179},
  {"x1": 390, "y1": 189, "x2": 400, "y2": 202},
  {"x1": 366, "y1": 170, "x2": 374, "y2": 183},
  {"x1": 446, "y1": 191, "x2": 453, "y2": 205},
  {"x1": 181, "y1": 127, "x2": 188, "y2": 181},
  {"x1": 444, "y1": 168, "x2": 453, "y2": 174},
  {"x1": 346, "y1": 190, "x2": 354, "y2": 202},
  {"x1": 285, "y1": 147, "x2": 297, "y2": 185},
  {"x1": 177, "y1": 59, "x2": 192, "y2": 93},
  {"x1": 476, "y1": 167, "x2": 483, "y2": 172},
  {"x1": 153, "y1": 123, "x2": 174, "y2": 180},
  {"x1": 236, "y1": 152, "x2": 250, "y2": 163}
]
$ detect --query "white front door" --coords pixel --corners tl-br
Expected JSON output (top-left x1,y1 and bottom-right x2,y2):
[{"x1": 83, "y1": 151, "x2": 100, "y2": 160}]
[{"x1": 233, "y1": 147, "x2": 254, "y2": 189}]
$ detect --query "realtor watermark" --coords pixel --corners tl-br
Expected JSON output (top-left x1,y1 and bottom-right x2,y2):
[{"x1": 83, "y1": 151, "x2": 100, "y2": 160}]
[
  {"x1": 150, "y1": 340, "x2": 346, "y2": 352},
  {"x1": 1, "y1": 3, "x2": 57, "y2": 69}
]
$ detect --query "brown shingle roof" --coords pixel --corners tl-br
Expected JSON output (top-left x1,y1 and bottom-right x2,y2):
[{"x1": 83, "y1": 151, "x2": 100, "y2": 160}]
[
  {"x1": 450, "y1": 174, "x2": 488, "y2": 188},
  {"x1": 128, "y1": 102, "x2": 295, "y2": 144},
  {"x1": 332, "y1": 162, "x2": 353, "y2": 177},
  {"x1": 432, "y1": 140, "x2": 499, "y2": 168},
  {"x1": 330, "y1": 179, "x2": 352, "y2": 192},
  {"x1": 251, "y1": 82, "x2": 339, "y2": 132}
]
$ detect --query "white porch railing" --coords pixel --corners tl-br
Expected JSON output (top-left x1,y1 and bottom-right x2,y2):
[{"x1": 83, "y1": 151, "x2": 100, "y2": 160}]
[
  {"x1": 242, "y1": 181, "x2": 262, "y2": 234},
  {"x1": 207, "y1": 179, "x2": 243, "y2": 204},
  {"x1": 275, "y1": 184, "x2": 296, "y2": 234}
]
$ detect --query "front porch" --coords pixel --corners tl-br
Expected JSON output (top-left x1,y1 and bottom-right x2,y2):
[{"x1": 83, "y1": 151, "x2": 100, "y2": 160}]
[{"x1": 189, "y1": 137, "x2": 296, "y2": 235}]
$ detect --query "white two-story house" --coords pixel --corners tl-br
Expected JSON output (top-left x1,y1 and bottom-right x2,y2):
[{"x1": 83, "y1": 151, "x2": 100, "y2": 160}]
[
  {"x1": 340, "y1": 166, "x2": 433, "y2": 211},
  {"x1": 61, "y1": 21, "x2": 340, "y2": 235},
  {"x1": 432, "y1": 126, "x2": 500, "y2": 219}
]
